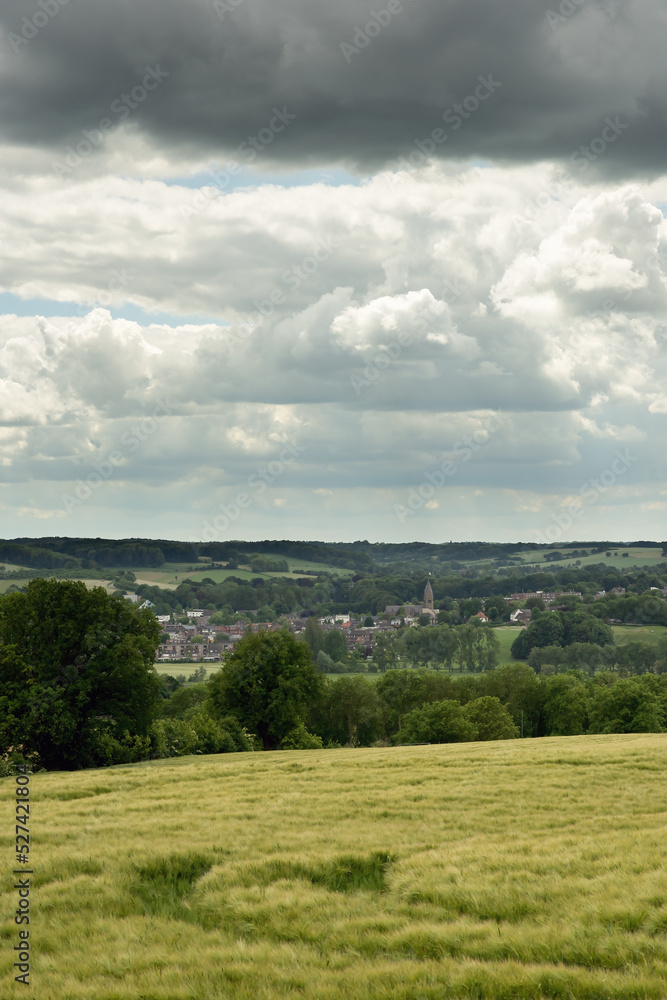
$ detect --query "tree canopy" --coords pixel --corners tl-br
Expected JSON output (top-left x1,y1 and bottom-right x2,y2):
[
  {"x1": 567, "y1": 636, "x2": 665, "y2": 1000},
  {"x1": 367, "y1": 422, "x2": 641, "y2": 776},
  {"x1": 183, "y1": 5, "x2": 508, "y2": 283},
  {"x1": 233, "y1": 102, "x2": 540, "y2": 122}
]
[
  {"x1": 462, "y1": 696, "x2": 520, "y2": 740},
  {"x1": 396, "y1": 699, "x2": 478, "y2": 745},
  {"x1": 511, "y1": 609, "x2": 613, "y2": 660},
  {"x1": 207, "y1": 628, "x2": 323, "y2": 749},
  {"x1": 0, "y1": 579, "x2": 161, "y2": 769},
  {"x1": 588, "y1": 678, "x2": 663, "y2": 734}
]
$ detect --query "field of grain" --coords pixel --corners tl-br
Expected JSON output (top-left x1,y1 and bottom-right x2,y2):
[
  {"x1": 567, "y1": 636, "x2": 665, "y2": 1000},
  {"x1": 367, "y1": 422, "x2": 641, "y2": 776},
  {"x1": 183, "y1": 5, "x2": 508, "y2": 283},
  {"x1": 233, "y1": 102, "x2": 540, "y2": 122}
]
[{"x1": 2, "y1": 735, "x2": 667, "y2": 999}]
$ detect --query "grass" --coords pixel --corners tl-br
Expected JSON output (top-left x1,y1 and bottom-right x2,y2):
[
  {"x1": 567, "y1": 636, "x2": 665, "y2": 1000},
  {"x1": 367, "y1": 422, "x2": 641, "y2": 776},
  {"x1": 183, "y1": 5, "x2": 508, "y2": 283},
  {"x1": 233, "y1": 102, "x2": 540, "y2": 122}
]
[
  {"x1": 493, "y1": 624, "x2": 667, "y2": 666},
  {"x1": 153, "y1": 663, "x2": 214, "y2": 678},
  {"x1": 0, "y1": 578, "x2": 32, "y2": 593},
  {"x1": 611, "y1": 624, "x2": 667, "y2": 647},
  {"x1": 387, "y1": 546, "x2": 666, "y2": 573},
  {"x1": 135, "y1": 558, "x2": 353, "y2": 590},
  {"x1": 491, "y1": 625, "x2": 522, "y2": 663},
  {"x1": 2, "y1": 735, "x2": 667, "y2": 998},
  {"x1": 280, "y1": 556, "x2": 355, "y2": 576},
  {"x1": 518, "y1": 546, "x2": 667, "y2": 571},
  {"x1": 0, "y1": 558, "x2": 351, "y2": 596}
]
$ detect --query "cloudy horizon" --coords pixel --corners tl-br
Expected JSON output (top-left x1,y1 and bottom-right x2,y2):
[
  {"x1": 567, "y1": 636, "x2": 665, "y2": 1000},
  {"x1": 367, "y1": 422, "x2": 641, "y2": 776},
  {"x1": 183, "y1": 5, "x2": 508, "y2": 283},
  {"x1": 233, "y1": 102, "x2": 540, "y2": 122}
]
[{"x1": 1, "y1": 0, "x2": 666, "y2": 545}]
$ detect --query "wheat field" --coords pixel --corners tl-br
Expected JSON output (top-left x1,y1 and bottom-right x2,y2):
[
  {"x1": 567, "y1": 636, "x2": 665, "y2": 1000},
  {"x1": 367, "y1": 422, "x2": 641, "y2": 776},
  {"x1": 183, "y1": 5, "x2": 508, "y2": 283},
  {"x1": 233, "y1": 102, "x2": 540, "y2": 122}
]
[{"x1": 2, "y1": 735, "x2": 667, "y2": 999}]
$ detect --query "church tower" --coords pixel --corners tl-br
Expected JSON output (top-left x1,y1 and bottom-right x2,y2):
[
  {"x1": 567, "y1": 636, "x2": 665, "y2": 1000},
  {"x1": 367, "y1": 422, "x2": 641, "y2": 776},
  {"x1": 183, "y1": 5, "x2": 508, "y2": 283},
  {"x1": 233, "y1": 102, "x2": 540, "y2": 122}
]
[{"x1": 423, "y1": 579, "x2": 434, "y2": 610}]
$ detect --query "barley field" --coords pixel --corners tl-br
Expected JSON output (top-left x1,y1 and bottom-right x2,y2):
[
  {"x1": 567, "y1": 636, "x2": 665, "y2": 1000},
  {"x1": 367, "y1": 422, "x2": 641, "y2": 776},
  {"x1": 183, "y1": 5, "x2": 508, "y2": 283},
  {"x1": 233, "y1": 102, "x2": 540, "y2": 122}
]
[{"x1": 2, "y1": 735, "x2": 667, "y2": 999}]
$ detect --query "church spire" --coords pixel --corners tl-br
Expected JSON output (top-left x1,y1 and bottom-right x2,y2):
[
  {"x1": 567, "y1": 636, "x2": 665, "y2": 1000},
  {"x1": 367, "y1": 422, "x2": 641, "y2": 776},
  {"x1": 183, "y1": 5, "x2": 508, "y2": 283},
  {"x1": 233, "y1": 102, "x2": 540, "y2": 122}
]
[{"x1": 423, "y1": 579, "x2": 434, "y2": 610}]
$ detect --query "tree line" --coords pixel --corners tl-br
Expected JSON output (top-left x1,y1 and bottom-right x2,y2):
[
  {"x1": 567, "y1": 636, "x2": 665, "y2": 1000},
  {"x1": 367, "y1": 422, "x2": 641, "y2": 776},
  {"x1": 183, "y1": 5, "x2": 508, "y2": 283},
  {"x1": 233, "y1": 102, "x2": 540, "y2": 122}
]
[
  {"x1": 131, "y1": 564, "x2": 667, "y2": 626},
  {"x1": 302, "y1": 617, "x2": 501, "y2": 673},
  {"x1": 2, "y1": 581, "x2": 667, "y2": 773}
]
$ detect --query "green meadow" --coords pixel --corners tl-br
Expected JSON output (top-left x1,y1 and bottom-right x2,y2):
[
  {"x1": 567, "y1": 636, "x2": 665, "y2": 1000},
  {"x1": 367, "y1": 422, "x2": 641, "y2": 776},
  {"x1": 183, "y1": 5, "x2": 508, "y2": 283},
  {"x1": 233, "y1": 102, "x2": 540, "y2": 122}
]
[
  {"x1": 2, "y1": 735, "x2": 667, "y2": 999},
  {"x1": 0, "y1": 557, "x2": 350, "y2": 595},
  {"x1": 133, "y1": 558, "x2": 353, "y2": 589},
  {"x1": 611, "y1": 625, "x2": 667, "y2": 647},
  {"x1": 0, "y1": 579, "x2": 32, "y2": 594},
  {"x1": 490, "y1": 626, "x2": 521, "y2": 664},
  {"x1": 518, "y1": 547, "x2": 667, "y2": 571},
  {"x1": 491, "y1": 624, "x2": 667, "y2": 666},
  {"x1": 152, "y1": 662, "x2": 213, "y2": 678}
]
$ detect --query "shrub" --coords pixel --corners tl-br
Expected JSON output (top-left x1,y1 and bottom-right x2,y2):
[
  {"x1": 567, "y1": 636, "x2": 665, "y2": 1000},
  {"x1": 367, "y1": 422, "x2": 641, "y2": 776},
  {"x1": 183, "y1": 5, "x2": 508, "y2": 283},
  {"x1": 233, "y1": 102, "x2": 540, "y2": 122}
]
[
  {"x1": 249, "y1": 556, "x2": 289, "y2": 573},
  {"x1": 158, "y1": 683, "x2": 208, "y2": 719},
  {"x1": 316, "y1": 650, "x2": 335, "y2": 673},
  {"x1": 0, "y1": 746, "x2": 42, "y2": 777},
  {"x1": 396, "y1": 700, "x2": 478, "y2": 745},
  {"x1": 149, "y1": 712, "x2": 256, "y2": 757},
  {"x1": 91, "y1": 729, "x2": 151, "y2": 766},
  {"x1": 280, "y1": 723, "x2": 324, "y2": 750}
]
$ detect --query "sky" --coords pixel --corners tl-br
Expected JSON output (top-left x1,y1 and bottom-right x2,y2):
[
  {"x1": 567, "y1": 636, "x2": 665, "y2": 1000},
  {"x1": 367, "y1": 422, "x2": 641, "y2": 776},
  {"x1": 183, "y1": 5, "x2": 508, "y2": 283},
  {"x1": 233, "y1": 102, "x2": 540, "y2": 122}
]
[{"x1": 0, "y1": 0, "x2": 666, "y2": 546}]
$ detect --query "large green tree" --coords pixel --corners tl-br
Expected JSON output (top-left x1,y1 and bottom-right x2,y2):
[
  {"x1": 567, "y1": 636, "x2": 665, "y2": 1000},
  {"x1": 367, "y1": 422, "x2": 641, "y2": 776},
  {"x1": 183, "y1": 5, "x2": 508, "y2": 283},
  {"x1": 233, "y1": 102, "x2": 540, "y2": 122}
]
[
  {"x1": 371, "y1": 631, "x2": 404, "y2": 672},
  {"x1": 0, "y1": 579, "x2": 161, "y2": 770},
  {"x1": 511, "y1": 611, "x2": 564, "y2": 660},
  {"x1": 563, "y1": 612, "x2": 614, "y2": 647},
  {"x1": 304, "y1": 616, "x2": 324, "y2": 658},
  {"x1": 472, "y1": 625, "x2": 500, "y2": 672},
  {"x1": 543, "y1": 675, "x2": 590, "y2": 735},
  {"x1": 481, "y1": 663, "x2": 545, "y2": 736},
  {"x1": 614, "y1": 641, "x2": 657, "y2": 675},
  {"x1": 403, "y1": 627, "x2": 433, "y2": 667},
  {"x1": 322, "y1": 675, "x2": 381, "y2": 746},
  {"x1": 430, "y1": 626, "x2": 459, "y2": 670},
  {"x1": 588, "y1": 677, "x2": 663, "y2": 734},
  {"x1": 453, "y1": 622, "x2": 498, "y2": 672},
  {"x1": 484, "y1": 595, "x2": 512, "y2": 621},
  {"x1": 323, "y1": 628, "x2": 348, "y2": 664},
  {"x1": 455, "y1": 623, "x2": 477, "y2": 671},
  {"x1": 462, "y1": 696, "x2": 520, "y2": 740},
  {"x1": 376, "y1": 669, "x2": 425, "y2": 730},
  {"x1": 207, "y1": 629, "x2": 323, "y2": 749},
  {"x1": 512, "y1": 610, "x2": 613, "y2": 660}
]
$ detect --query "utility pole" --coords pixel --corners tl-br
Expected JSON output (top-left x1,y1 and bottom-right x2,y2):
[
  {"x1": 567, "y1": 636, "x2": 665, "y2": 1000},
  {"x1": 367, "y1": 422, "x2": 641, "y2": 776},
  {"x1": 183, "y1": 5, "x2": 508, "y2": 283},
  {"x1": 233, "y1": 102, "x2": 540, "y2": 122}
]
[{"x1": 521, "y1": 710, "x2": 524, "y2": 738}]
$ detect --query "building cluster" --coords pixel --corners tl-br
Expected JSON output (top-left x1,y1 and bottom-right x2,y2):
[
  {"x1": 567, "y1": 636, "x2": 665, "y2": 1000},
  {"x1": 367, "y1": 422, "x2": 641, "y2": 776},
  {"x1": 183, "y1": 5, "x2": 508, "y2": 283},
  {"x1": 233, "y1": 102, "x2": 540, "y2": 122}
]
[
  {"x1": 154, "y1": 581, "x2": 486, "y2": 664},
  {"x1": 383, "y1": 580, "x2": 437, "y2": 624},
  {"x1": 505, "y1": 591, "x2": 583, "y2": 603},
  {"x1": 152, "y1": 580, "x2": 646, "y2": 665},
  {"x1": 156, "y1": 618, "x2": 278, "y2": 663},
  {"x1": 155, "y1": 614, "x2": 391, "y2": 663}
]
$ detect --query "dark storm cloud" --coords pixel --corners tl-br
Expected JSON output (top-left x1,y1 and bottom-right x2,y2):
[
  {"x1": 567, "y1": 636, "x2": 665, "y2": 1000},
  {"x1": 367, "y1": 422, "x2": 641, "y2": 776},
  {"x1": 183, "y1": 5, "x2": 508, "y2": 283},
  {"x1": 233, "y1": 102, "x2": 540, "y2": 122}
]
[{"x1": 0, "y1": 0, "x2": 663, "y2": 175}]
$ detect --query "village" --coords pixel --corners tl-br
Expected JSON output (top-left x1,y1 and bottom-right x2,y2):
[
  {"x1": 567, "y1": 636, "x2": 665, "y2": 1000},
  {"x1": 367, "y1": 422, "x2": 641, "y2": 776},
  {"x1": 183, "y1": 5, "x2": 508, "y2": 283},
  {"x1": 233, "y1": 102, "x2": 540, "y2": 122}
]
[{"x1": 150, "y1": 582, "x2": 596, "y2": 664}]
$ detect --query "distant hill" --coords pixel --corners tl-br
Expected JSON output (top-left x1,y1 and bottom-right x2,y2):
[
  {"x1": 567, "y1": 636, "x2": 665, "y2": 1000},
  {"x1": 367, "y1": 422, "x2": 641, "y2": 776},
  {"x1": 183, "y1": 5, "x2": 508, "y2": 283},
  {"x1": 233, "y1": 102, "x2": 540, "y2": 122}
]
[{"x1": 1, "y1": 537, "x2": 665, "y2": 573}]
